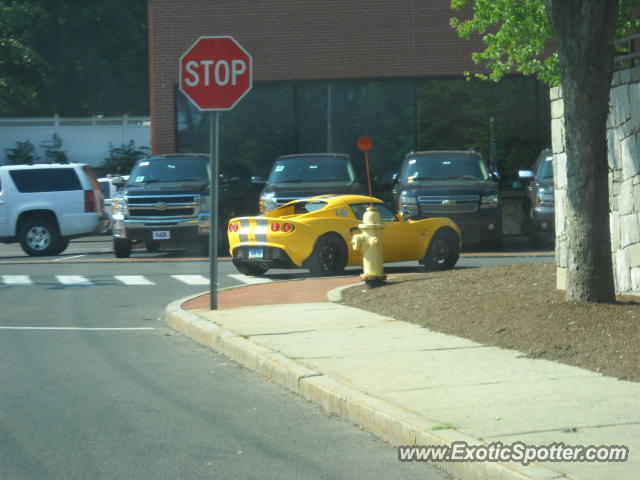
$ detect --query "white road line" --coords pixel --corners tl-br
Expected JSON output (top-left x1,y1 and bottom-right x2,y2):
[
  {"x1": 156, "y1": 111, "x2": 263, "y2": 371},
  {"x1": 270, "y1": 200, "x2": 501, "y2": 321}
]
[
  {"x1": 0, "y1": 327, "x2": 155, "y2": 331},
  {"x1": 53, "y1": 254, "x2": 87, "y2": 261},
  {"x1": 56, "y1": 275, "x2": 92, "y2": 286},
  {"x1": 171, "y1": 274, "x2": 209, "y2": 285},
  {"x1": 114, "y1": 275, "x2": 155, "y2": 285},
  {"x1": 2, "y1": 275, "x2": 33, "y2": 285},
  {"x1": 228, "y1": 274, "x2": 273, "y2": 285}
]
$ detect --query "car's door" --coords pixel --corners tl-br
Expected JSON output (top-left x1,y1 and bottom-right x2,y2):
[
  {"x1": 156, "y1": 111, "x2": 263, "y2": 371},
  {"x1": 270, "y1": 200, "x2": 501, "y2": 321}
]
[
  {"x1": 0, "y1": 172, "x2": 8, "y2": 236},
  {"x1": 348, "y1": 202, "x2": 419, "y2": 263}
]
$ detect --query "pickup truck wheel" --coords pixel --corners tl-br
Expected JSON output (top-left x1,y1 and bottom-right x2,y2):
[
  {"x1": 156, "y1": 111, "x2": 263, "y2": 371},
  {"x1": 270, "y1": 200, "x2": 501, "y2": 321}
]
[
  {"x1": 235, "y1": 263, "x2": 268, "y2": 276},
  {"x1": 307, "y1": 234, "x2": 348, "y2": 276},
  {"x1": 423, "y1": 229, "x2": 460, "y2": 271},
  {"x1": 18, "y1": 218, "x2": 62, "y2": 256},
  {"x1": 114, "y1": 238, "x2": 132, "y2": 258}
]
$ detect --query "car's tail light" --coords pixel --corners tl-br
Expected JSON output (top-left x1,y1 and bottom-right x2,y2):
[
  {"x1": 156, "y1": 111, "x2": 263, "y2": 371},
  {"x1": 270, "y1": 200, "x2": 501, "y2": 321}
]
[
  {"x1": 283, "y1": 223, "x2": 294, "y2": 232},
  {"x1": 84, "y1": 190, "x2": 95, "y2": 212},
  {"x1": 271, "y1": 222, "x2": 280, "y2": 232},
  {"x1": 228, "y1": 223, "x2": 239, "y2": 232}
]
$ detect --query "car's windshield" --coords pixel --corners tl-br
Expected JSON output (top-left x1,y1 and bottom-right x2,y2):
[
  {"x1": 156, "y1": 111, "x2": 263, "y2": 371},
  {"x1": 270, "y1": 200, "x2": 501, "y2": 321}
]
[
  {"x1": 539, "y1": 155, "x2": 553, "y2": 179},
  {"x1": 402, "y1": 154, "x2": 489, "y2": 182},
  {"x1": 268, "y1": 156, "x2": 355, "y2": 183},
  {"x1": 349, "y1": 203, "x2": 397, "y2": 222},
  {"x1": 128, "y1": 157, "x2": 209, "y2": 184}
]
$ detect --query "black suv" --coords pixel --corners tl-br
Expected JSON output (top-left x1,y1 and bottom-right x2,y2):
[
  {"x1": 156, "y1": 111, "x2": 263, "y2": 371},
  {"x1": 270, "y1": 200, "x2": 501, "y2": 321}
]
[
  {"x1": 252, "y1": 153, "x2": 365, "y2": 213},
  {"x1": 392, "y1": 150, "x2": 502, "y2": 248}
]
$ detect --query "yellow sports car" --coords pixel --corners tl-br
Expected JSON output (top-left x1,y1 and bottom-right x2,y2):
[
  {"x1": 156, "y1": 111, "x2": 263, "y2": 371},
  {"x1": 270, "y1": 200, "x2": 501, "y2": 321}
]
[{"x1": 227, "y1": 194, "x2": 461, "y2": 276}]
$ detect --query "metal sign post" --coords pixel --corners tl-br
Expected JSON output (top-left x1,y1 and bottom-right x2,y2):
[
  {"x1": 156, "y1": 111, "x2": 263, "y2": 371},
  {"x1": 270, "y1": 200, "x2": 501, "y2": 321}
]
[
  {"x1": 209, "y1": 111, "x2": 219, "y2": 310},
  {"x1": 178, "y1": 36, "x2": 253, "y2": 310}
]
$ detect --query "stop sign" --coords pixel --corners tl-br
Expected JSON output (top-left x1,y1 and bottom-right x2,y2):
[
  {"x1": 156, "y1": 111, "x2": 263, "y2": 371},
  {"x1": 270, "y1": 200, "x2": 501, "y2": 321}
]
[{"x1": 179, "y1": 36, "x2": 252, "y2": 111}]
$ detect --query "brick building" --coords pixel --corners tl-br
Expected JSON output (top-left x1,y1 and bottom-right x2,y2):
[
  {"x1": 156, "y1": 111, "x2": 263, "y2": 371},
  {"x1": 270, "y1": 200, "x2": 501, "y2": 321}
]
[{"x1": 147, "y1": 0, "x2": 549, "y2": 179}]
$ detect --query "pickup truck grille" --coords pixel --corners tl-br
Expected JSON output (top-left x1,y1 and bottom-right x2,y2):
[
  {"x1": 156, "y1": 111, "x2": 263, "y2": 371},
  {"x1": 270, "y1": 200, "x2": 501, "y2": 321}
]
[
  {"x1": 126, "y1": 194, "x2": 199, "y2": 219},
  {"x1": 418, "y1": 195, "x2": 479, "y2": 214}
]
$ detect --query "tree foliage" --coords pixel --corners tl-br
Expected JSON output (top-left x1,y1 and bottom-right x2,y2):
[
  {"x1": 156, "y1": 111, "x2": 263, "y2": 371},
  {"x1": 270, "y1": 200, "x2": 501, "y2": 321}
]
[
  {"x1": 450, "y1": 0, "x2": 640, "y2": 86},
  {"x1": 0, "y1": 1, "x2": 46, "y2": 113},
  {"x1": 5, "y1": 140, "x2": 37, "y2": 164},
  {"x1": 0, "y1": 0, "x2": 148, "y2": 116},
  {"x1": 40, "y1": 134, "x2": 68, "y2": 163},
  {"x1": 103, "y1": 140, "x2": 149, "y2": 174}
]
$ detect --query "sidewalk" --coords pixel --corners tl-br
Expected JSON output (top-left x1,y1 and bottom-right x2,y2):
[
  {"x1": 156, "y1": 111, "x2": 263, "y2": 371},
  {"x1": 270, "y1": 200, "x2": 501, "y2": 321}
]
[{"x1": 164, "y1": 276, "x2": 640, "y2": 480}]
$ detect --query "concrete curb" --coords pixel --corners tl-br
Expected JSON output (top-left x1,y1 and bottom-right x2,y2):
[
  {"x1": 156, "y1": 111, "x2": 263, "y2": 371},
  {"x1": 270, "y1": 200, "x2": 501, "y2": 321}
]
[{"x1": 164, "y1": 294, "x2": 568, "y2": 480}]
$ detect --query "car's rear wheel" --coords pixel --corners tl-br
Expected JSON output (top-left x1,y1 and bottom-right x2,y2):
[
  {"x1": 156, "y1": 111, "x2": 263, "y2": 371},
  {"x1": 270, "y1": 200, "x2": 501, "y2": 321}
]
[
  {"x1": 307, "y1": 234, "x2": 348, "y2": 276},
  {"x1": 423, "y1": 229, "x2": 460, "y2": 271},
  {"x1": 18, "y1": 217, "x2": 63, "y2": 256},
  {"x1": 114, "y1": 238, "x2": 132, "y2": 258},
  {"x1": 234, "y1": 262, "x2": 268, "y2": 276}
]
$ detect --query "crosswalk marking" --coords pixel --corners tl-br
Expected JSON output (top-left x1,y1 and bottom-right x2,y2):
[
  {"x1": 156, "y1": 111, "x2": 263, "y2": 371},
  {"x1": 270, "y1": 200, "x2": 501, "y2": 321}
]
[
  {"x1": 228, "y1": 274, "x2": 273, "y2": 285},
  {"x1": 1, "y1": 275, "x2": 33, "y2": 285},
  {"x1": 0, "y1": 273, "x2": 277, "y2": 287},
  {"x1": 171, "y1": 275, "x2": 210, "y2": 285},
  {"x1": 114, "y1": 275, "x2": 155, "y2": 285},
  {"x1": 56, "y1": 275, "x2": 92, "y2": 286}
]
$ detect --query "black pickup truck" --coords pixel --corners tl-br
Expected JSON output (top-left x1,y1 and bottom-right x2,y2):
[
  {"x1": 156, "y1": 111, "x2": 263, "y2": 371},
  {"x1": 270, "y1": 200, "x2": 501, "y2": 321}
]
[{"x1": 110, "y1": 154, "x2": 259, "y2": 257}]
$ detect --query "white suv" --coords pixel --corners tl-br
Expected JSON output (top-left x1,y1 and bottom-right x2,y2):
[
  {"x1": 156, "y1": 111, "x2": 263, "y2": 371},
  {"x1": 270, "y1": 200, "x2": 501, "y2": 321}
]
[{"x1": 0, "y1": 164, "x2": 104, "y2": 256}]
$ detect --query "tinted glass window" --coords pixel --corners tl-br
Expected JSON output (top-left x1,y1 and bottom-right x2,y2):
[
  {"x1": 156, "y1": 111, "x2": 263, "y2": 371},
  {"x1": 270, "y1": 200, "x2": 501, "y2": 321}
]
[
  {"x1": 401, "y1": 154, "x2": 489, "y2": 182},
  {"x1": 539, "y1": 156, "x2": 553, "y2": 179},
  {"x1": 268, "y1": 157, "x2": 355, "y2": 183},
  {"x1": 128, "y1": 157, "x2": 209, "y2": 184},
  {"x1": 10, "y1": 168, "x2": 81, "y2": 193},
  {"x1": 99, "y1": 180, "x2": 111, "y2": 199},
  {"x1": 350, "y1": 203, "x2": 397, "y2": 222}
]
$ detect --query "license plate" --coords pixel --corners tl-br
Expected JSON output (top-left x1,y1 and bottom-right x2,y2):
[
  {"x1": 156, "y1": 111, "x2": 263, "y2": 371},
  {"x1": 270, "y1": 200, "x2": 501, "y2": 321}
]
[
  {"x1": 152, "y1": 230, "x2": 170, "y2": 240},
  {"x1": 248, "y1": 247, "x2": 263, "y2": 259}
]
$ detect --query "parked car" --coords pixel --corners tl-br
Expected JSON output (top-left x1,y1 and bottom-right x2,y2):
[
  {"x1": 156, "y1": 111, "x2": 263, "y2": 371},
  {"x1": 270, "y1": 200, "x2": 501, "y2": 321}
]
[
  {"x1": 0, "y1": 163, "x2": 104, "y2": 256},
  {"x1": 98, "y1": 175, "x2": 129, "y2": 232},
  {"x1": 228, "y1": 194, "x2": 461, "y2": 276},
  {"x1": 252, "y1": 153, "x2": 365, "y2": 213},
  {"x1": 519, "y1": 149, "x2": 554, "y2": 248},
  {"x1": 392, "y1": 150, "x2": 502, "y2": 249},
  {"x1": 110, "y1": 154, "x2": 258, "y2": 257}
]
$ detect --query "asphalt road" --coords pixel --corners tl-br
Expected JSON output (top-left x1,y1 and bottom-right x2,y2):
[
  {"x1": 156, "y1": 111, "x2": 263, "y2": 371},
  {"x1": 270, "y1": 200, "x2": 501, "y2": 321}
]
[{"x1": 0, "y1": 237, "x2": 457, "y2": 480}]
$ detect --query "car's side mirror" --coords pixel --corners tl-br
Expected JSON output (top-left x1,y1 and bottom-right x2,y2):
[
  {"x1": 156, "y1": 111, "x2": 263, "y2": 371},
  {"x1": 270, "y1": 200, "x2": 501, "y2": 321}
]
[
  {"x1": 251, "y1": 176, "x2": 266, "y2": 185},
  {"x1": 518, "y1": 170, "x2": 535, "y2": 182},
  {"x1": 111, "y1": 176, "x2": 126, "y2": 188}
]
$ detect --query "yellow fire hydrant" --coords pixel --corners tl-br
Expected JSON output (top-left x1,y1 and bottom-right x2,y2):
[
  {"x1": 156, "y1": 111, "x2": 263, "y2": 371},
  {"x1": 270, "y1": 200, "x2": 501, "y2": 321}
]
[{"x1": 351, "y1": 205, "x2": 387, "y2": 286}]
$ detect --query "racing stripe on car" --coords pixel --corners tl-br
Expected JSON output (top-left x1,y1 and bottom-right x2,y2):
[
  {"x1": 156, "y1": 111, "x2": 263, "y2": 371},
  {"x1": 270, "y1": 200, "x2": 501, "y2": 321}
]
[
  {"x1": 237, "y1": 218, "x2": 250, "y2": 244},
  {"x1": 254, "y1": 217, "x2": 269, "y2": 244}
]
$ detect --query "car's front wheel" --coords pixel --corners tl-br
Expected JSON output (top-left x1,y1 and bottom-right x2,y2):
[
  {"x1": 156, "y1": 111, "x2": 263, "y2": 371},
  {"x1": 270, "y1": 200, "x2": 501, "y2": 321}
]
[
  {"x1": 18, "y1": 217, "x2": 63, "y2": 256},
  {"x1": 307, "y1": 234, "x2": 348, "y2": 276},
  {"x1": 423, "y1": 229, "x2": 460, "y2": 271},
  {"x1": 114, "y1": 238, "x2": 132, "y2": 258}
]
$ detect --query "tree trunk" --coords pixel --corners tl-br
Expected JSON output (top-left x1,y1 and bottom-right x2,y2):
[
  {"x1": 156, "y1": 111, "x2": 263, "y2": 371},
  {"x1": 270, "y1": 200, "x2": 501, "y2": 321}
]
[{"x1": 544, "y1": 0, "x2": 617, "y2": 302}]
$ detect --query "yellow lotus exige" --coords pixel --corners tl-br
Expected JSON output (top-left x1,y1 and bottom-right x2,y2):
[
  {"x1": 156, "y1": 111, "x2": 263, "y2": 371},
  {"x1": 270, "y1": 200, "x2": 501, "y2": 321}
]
[{"x1": 227, "y1": 194, "x2": 461, "y2": 276}]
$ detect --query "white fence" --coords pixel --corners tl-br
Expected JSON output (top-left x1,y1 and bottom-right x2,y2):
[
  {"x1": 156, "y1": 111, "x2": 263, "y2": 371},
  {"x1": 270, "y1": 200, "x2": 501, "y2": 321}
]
[{"x1": 0, "y1": 115, "x2": 151, "y2": 168}]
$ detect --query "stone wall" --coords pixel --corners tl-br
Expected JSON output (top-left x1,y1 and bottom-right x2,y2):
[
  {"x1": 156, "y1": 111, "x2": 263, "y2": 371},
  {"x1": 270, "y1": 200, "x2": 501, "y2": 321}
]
[{"x1": 552, "y1": 67, "x2": 640, "y2": 294}]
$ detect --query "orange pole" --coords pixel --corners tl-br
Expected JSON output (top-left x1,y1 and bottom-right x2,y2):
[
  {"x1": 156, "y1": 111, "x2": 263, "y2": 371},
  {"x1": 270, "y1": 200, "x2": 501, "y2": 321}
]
[{"x1": 364, "y1": 151, "x2": 373, "y2": 198}]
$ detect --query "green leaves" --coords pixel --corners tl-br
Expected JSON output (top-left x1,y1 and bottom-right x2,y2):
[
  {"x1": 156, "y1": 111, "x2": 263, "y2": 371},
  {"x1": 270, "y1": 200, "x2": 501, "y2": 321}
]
[
  {"x1": 451, "y1": 0, "x2": 640, "y2": 86},
  {"x1": 451, "y1": 0, "x2": 559, "y2": 85}
]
